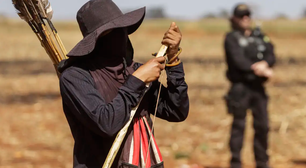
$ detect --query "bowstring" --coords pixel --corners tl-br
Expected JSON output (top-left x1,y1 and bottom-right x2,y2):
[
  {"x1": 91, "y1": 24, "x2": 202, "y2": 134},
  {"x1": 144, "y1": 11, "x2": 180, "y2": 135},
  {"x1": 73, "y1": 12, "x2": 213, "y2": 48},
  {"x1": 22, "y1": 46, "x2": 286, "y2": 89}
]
[{"x1": 145, "y1": 58, "x2": 166, "y2": 167}]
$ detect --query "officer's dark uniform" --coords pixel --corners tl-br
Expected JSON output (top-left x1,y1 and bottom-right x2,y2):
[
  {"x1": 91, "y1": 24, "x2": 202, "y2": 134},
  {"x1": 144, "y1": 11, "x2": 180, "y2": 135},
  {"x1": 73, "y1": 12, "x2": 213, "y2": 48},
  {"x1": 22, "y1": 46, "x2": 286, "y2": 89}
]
[{"x1": 224, "y1": 5, "x2": 276, "y2": 168}]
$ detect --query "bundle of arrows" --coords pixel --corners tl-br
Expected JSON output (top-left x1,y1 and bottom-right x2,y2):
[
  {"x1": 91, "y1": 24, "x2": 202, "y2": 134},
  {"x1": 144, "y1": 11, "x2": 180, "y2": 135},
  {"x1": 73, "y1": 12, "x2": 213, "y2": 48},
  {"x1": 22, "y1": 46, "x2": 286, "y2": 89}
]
[{"x1": 12, "y1": 0, "x2": 67, "y2": 76}]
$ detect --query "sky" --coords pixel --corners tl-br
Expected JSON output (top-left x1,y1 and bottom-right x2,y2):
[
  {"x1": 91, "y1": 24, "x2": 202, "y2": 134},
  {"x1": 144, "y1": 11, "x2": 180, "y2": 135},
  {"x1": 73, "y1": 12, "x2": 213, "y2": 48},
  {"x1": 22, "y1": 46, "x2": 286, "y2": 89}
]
[{"x1": 1, "y1": 0, "x2": 306, "y2": 20}]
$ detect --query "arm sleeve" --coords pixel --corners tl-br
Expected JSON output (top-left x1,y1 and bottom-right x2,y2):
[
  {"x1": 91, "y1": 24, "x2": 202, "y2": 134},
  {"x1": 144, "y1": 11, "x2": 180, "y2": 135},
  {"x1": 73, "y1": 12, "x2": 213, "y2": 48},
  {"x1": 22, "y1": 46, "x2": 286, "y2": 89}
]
[
  {"x1": 147, "y1": 63, "x2": 189, "y2": 122},
  {"x1": 224, "y1": 34, "x2": 254, "y2": 72},
  {"x1": 60, "y1": 67, "x2": 147, "y2": 137},
  {"x1": 263, "y1": 40, "x2": 276, "y2": 67}
]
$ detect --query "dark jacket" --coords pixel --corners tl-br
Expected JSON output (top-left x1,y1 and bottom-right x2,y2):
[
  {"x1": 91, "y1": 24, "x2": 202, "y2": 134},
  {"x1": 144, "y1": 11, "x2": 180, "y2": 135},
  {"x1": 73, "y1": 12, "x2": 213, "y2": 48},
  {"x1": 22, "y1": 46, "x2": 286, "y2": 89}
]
[
  {"x1": 224, "y1": 29, "x2": 276, "y2": 85},
  {"x1": 59, "y1": 61, "x2": 189, "y2": 168}
]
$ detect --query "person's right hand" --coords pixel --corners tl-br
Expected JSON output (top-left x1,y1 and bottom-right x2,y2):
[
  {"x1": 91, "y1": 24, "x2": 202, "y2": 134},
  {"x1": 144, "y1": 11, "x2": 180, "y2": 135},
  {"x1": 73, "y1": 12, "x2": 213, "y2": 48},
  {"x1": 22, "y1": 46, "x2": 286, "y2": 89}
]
[
  {"x1": 262, "y1": 68, "x2": 274, "y2": 78},
  {"x1": 132, "y1": 56, "x2": 166, "y2": 83},
  {"x1": 251, "y1": 60, "x2": 273, "y2": 78},
  {"x1": 253, "y1": 67, "x2": 274, "y2": 78},
  {"x1": 251, "y1": 61, "x2": 268, "y2": 73}
]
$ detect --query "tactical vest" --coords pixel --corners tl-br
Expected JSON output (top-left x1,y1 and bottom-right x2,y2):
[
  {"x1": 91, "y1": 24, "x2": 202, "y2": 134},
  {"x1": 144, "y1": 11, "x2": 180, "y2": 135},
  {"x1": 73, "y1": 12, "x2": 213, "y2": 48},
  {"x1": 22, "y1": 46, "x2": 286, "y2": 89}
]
[{"x1": 233, "y1": 30, "x2": 267, "y2": 63}]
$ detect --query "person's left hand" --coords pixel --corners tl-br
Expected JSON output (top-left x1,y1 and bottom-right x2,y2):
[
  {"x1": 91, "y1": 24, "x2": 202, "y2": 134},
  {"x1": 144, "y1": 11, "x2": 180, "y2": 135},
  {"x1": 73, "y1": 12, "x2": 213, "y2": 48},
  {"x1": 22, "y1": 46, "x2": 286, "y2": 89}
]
[{"x1": 161, "y1": 22, "x2": 182, "y2": 61}]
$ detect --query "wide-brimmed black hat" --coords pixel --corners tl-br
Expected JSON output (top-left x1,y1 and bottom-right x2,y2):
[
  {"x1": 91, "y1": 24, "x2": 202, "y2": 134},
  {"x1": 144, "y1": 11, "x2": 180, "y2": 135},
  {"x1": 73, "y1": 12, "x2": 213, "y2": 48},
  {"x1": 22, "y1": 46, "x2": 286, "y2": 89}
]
[
  {"x1": 233, "y1": 4, "x2": 251, "y2": 18},
  {"x1": 67, "y1": 0, "x2": 146, "y2": 57}
]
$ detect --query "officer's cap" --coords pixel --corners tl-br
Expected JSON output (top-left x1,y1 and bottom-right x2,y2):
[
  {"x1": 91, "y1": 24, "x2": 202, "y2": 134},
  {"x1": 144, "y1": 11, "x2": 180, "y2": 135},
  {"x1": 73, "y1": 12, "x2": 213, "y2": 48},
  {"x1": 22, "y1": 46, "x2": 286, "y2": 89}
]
[{"x1": 233, "y1": 4, "x2": 252, "y2": 18}]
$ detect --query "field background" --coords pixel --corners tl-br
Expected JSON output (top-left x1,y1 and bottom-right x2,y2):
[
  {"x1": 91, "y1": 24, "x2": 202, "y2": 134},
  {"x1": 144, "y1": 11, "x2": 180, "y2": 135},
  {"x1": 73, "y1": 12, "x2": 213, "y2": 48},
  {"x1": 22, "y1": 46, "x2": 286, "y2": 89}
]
[{"x1": 1, "y1": 18, "x2": 306, "y2": 168}]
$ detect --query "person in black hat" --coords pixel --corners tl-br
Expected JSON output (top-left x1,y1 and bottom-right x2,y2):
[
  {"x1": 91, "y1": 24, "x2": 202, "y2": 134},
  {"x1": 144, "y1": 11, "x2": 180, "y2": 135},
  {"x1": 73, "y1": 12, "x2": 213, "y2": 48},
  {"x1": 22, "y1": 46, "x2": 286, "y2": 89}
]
[
  {"x1": 58, "y1": 0, "x2": 189, "y2": 168},
  {"x1": 224, "y1": 3, "x2": 276, "y2": 168}
]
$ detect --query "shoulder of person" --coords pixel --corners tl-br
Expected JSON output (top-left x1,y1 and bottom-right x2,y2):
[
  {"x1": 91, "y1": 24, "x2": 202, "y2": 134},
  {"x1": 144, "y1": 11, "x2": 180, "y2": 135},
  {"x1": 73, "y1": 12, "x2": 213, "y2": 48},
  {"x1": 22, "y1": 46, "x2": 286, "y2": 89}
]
[
  {"x1": 60, "y1": 65, "x2": 92, "y2": 83},
  {"x1": 252, "y1": 29, "x2": 271, "y2": 43},
  {"x1": 225, "y1": 31, "x2": 241, "y2": 44},
  {"x1": 225, "y1": 31, "x2": 236, "y2": 39},
  {"x1": 262, "y1": 34, "x2": 271, "y2": 43},
  {"x1": 258, "y1": 33, "x2": 272, "y2": 44}
]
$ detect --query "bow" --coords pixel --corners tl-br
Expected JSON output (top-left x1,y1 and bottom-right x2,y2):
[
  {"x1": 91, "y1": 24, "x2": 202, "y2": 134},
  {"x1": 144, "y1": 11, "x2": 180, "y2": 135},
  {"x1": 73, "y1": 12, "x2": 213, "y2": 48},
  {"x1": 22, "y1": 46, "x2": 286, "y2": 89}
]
[
  {"x1": 12, "y1": 0, "x2": 67, "y2": 75},
  {"x1": 145, "y1": 45, "x2": 168, "y2": 165},
  {"x1": 102, "y1": 45, "x2": 168, "y2": 168}
]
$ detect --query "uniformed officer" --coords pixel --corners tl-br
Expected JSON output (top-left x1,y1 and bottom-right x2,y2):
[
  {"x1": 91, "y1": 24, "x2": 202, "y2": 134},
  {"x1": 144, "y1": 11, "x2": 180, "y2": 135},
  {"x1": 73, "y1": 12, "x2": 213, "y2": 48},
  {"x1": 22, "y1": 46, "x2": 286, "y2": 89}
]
[{"x1": 224, "y1": 4, "x2": 276, "y2": 168}]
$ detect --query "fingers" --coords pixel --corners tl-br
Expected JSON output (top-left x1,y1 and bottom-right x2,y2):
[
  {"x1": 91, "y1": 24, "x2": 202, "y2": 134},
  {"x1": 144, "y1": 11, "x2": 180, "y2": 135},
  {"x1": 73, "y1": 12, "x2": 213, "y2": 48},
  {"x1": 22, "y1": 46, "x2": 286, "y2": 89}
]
[
  {"x1": 161, "y1": 38, "x2": 176, "y2": 46},
  {"x1": 149, "y1": 57, "x2": 165, "y2": 71},
  {"x1": 169, "y1": 22, "x2": 181, "y2": 34},
  {"x1": 162, "y1": 31, "x2": 181, "y2": 47},
  {"x1": 253, "y1": 66, "x2": 261, "y2": 72},
  {"x1": 163, "y1": 22, "x2": 182, "y2": 47},
  {"x1": 251, "y1": 63, "x2": 257, "y2": 69},
  {"x1": 252, "y1": 61, "x2": 268, "y2": 72},
  {"x1": 254, "y1": 69, "x2": 263, "y2": 76},
  {"x1": 133, "y1": 57, "x2": 165, "y2": 83},
  {"x1": 164, "y1": 28, "x2": 181, "y2": 39},
  {"x1": 169, "y1": 22, "x2": 176, "y2": 31},
  {"x1": 254, "y1": 67, "x2": 273, "y2": 78},
  {"x1": 254, "y1": 67, "x2": 264, "y2": 75},
  {"x1": 163, "y1": 30, "x2": 177, "y2": 40},
  {"x1": 154, "y1": 56, "x2": 166, "y2": 64},
  {"x1": 158, "y1": 62, "x2": 165, "y2": 70},
  {"x1": 165, "y1": 22, "x2": 182, "y2": 40},
  {"x1": 265, "y1": 68, "x2": 274, "y2": 78},
  {"x1": 174, "y1": 25, "x2": 181, "y2": 35},
  {"x1": 251, "y1": 62, "x2": 261, "y2": 70}
]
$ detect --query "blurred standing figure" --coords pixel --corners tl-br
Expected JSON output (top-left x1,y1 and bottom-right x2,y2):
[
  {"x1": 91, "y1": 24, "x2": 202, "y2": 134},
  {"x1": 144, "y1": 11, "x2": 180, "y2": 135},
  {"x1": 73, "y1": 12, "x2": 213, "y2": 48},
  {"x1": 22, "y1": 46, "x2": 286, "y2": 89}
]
[{"x1": 224, "y1": 4, "x2": 276, "y2": 168}]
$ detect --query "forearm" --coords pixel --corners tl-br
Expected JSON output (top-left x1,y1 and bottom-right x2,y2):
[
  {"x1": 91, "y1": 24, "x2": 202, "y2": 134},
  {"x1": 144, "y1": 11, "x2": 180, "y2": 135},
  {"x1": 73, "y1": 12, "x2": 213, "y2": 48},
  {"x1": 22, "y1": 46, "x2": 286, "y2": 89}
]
[
  {"x1": 263, "y1": 42, "x2": 276, "y2": 67},
  {"x1": 149, "y1": 63, "x2": 189, "y2": 122},
  {"x1": 264, "y1": 54, "x2": 276, "y2": 67},
  {"x1": 61, "y1": 73, "x2": 147, "y2": 137},
  {"x1": 91, "y1": 77, "x2": 146, "y2": 136}
]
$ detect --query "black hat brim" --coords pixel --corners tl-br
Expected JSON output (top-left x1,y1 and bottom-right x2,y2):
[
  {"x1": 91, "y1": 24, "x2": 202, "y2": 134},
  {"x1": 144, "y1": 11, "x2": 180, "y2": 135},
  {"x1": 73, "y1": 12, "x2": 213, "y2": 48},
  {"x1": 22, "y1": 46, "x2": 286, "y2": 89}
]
[{"x1": 67, "y1": 7, "x2": 146, "y2": 57}]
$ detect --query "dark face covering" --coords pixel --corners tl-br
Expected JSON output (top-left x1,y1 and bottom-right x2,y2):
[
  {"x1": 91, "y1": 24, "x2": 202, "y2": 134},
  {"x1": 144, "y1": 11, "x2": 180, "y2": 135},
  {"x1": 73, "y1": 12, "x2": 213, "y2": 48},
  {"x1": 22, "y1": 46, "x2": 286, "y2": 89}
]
[
  {"x1": 88, "y1": 28, "x2": 136, "y2": 103},
  {"x1": 95, "y1": 28, "x2": 128, "y2": 61}
]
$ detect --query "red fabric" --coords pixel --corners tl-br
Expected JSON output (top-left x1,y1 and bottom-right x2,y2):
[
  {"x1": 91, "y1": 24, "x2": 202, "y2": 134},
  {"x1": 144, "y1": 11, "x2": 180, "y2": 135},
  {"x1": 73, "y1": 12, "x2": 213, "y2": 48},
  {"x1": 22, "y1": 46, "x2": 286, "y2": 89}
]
[
  {"x1": 132, "y1": 119, "x2": 140, "y2": 166},
  {"x1": 143, "y1": 117, "x2": 163, "y2": 160},
  {"x1": 139, "y1": 119, "x2": 151, "y2": 168},
  {"x1": 130, "y1": 117, "x2": 163, "y2": 167}
]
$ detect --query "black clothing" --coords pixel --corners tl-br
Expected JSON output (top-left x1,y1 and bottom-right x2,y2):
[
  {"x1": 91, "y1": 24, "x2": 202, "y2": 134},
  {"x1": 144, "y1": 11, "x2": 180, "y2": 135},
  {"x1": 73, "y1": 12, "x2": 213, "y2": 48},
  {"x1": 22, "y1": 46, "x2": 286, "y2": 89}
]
[
  {"x1": 67, "y1": 0, "x2": 146, "y2": 57},
  {"x1": 59, "y1": 62, "x2": 189, "y2": 168},
  {"x1": 224, "y1": 29, "x2": 275, "y2": 168},
  {"x1": 228, "y1": 83, "x2": 269, "y2": 168},
  {"x1": 224, "y1": 30, "x2": 276, "y2": 85}
]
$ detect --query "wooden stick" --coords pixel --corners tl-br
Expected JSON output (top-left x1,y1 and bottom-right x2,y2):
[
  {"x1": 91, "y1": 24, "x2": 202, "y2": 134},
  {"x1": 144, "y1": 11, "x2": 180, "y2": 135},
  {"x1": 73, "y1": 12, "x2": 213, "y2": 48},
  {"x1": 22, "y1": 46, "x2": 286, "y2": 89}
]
[
  {"x1": 157, "y1": 45, "x2": 168, "y2": 88},
  {"x1": 156, "y1": 45, "x2": 168, "y2": 57}
]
